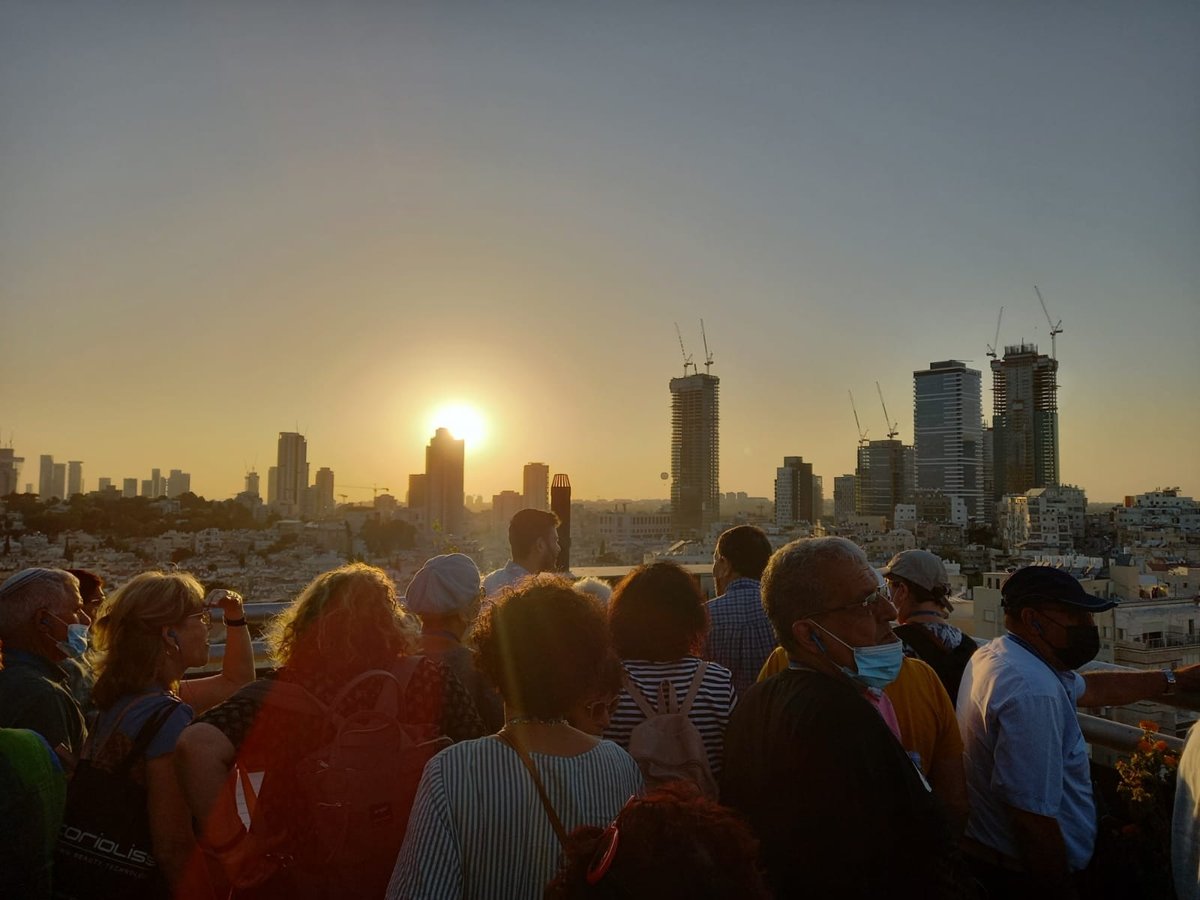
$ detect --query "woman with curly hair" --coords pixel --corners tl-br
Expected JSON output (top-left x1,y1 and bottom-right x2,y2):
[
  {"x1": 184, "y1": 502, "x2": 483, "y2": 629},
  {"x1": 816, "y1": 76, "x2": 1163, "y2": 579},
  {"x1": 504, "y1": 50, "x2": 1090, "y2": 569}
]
[
  {"x1": 545, "y1": 782, "x2": 771, "y2": 900},
  {"x1": 604, "y1": 562, "x2": 737, "y2": 787},
  {"x1": 387, "y1": 575, "x2": 643, "y2": 900},
  {"x1": 54, "y1": 571, "x2": 246, "y2": 900},
  {"x1": 175, "y1": 563, "x2": 485, "y2": 898}
]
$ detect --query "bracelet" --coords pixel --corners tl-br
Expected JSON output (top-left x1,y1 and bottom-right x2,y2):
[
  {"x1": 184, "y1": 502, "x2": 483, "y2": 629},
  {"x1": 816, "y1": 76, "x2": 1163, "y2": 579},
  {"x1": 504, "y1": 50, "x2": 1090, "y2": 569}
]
[{"x1": 224, "y1": 617, "x2": 248, "y2": 627}]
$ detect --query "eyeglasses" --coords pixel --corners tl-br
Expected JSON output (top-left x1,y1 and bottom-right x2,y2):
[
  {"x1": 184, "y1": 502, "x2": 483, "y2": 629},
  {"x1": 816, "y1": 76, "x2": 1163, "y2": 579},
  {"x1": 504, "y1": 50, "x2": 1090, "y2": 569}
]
[
  {"x1": 586, "y1": 696, "x2": 621, "y2": 721},
  {"x1": 186, "y1": 610, "x2": 212, "y2": 628},
  {"x1": 819, "y1": 584, "x2": 892, "y2": 617},
  {"x1": 586, "y1": 795, "x2": 639, "y2": 886}
]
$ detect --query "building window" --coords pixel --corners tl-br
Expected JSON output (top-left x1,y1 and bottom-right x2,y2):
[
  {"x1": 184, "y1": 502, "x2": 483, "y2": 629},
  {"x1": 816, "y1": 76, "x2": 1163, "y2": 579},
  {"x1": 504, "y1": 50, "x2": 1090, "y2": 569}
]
[{"x1": 984, "y1": 609, "x2": 996, "y2": 623}]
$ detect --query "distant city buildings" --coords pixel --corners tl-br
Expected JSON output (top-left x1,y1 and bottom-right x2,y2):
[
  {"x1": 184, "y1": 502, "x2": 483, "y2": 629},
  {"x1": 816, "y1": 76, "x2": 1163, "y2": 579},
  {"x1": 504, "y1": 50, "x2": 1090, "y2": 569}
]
[
  {"x1": 834, "y1": 474, "x2": 856, "y2": 522},
  {"x1": 423, "y1": 427, "x2": 464, "y2": 536},
  {"x1": 913, "y1": 360, "x2": 983, "y2": 518},
  {"x1": 0, "y1": 448, "x2": 24, "y2": 497},
  {"x1": 774, "y1": 456, "x2": 814, "y2": 528},
  {"x1": 39, "y1": 455, "x2": 54, "y2": 499},
  {"x1": 167, "y1": 469, "x2": 191, "y2": 498},
  {"x1": 67, "y1": 460, "x2": 83, "y2": 497},
  {"x1": 274, "y1": 432, "x2": 309, "y2": 517},
  {"x1": 855, "y1": 439, "x2": 914, "y2": 527},
  {"x1": 313, "y1": 467, "x2": 335, "y2": 517},
  {"x1": 491, "y1": 490, "x2": 523, "y2": 534},
  {"x1": 991, "y1": 343, "x2": 1059, "y2": 500},
  {"x1": 670, "y1": 371, "x2": 720, "y2": 537},
  {"x1": 244, "y1": 470, "x2": 260, "y2": 499},
  {"x1": 523, "y1": 462, "x2": 550, "y2": 511}
]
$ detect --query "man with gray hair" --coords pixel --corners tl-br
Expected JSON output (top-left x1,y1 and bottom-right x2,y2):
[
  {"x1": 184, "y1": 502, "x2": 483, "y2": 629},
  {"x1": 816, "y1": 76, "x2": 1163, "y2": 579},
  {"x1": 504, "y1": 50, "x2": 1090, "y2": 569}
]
[
  {"x1": 720, "y1": 537, "x2": 966, "y2": 899},
  {"x1": 0, "y1": 568, "x2": 90, "y2": 757}
]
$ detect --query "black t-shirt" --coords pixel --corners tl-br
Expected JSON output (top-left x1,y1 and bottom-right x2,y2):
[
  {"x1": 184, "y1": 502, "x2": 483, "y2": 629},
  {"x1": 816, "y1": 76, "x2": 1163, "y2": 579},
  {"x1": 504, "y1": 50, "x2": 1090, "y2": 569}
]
[{"x1": 720, "y1": 668, "x2": 967, "y2": 900}]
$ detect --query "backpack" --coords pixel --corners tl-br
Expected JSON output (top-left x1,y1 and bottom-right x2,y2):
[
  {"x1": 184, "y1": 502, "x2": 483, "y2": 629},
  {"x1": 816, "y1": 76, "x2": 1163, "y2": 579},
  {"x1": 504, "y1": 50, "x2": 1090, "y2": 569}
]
[
  {"x1": 230, "y1": 657, "x2": 451, "y2": 897},
  {"x1": 893, "y1": 622, "x2": 978, "y2": 708},
  {"x1": 622, "y1": 662, "x2": 719, "y2": 799}
]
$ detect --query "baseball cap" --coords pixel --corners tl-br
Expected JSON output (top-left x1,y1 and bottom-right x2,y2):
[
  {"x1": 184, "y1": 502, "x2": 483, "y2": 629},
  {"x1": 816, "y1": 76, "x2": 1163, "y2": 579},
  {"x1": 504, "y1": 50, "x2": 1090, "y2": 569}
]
[
  {"x1": 403, "y1": 554, "x2": 482, "y2": 617},
  {"x1": 1000, "y1": 566, "x2": 1117, "y2": 612},
  {"x1": 881, "y1": 550, "x2": 950, "y2": 594}
]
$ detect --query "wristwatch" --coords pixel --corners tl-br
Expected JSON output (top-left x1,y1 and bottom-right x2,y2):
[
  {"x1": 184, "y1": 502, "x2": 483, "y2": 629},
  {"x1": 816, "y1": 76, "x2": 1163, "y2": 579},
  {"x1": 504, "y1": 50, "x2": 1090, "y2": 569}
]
[{"x1": 1162, "y1": 668, "x2": 1177, "y2": 695}]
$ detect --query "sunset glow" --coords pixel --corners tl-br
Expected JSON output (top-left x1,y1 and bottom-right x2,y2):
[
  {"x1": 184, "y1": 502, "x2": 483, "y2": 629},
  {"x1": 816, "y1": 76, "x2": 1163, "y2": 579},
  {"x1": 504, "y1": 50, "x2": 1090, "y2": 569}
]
[{"x1": 428, "y1": 404, "x2": 487, "y2": 450}]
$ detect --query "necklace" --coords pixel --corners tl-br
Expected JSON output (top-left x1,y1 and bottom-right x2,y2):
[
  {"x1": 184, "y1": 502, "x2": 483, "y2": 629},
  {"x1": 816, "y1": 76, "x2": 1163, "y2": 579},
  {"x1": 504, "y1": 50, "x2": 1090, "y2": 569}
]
[{"x1": 505, "y1": 715, "x2": 569, "y2": 726}]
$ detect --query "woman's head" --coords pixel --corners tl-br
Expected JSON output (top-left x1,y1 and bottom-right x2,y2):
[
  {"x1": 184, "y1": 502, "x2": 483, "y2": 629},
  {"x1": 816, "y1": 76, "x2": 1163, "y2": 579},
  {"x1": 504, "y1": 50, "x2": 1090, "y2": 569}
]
[
  {"x1": 474, "y1": 574, "x2": 612, "y2": 719},
  {"x1": 608, "y1": 562, "x2": 708, "y2": 661},
  {"x1": 545, "y1": 783, "x2": 770, "y2": 900},
  {"x1": 91, "y1": 571, "x2": 207, "y2": 709},
  {"x1": 265, "y1": 563, "x2": 418, "y2": 676}
]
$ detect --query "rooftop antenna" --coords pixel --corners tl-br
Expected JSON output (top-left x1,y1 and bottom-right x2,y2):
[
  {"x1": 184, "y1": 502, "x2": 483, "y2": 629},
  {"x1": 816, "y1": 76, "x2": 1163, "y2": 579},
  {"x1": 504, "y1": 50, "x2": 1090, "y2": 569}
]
[
  {"x1": 986, "y1": 306, "x2": 1005, "y2": 360},
  {"x1": 876, "y1": 381, "x2": 899, "y2": 439},
  {"x1": 1034, "y1": 285, "x2": 1063, "y2": 361},
  {"x1": 700, "y1": 318, "x2": 714, "y2": 375},
  {"x1": 674, "y1": 322, "x2": 695, "y2": 376},
  {"x1": 848, "y1": 390, "x2": 869, "y2": 446}
]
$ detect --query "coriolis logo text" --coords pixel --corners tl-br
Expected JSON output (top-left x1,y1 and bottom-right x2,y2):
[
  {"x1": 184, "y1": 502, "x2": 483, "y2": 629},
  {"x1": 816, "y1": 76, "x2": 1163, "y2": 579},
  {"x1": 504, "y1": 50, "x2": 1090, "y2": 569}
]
[{"x1": 60, "y1": 825, "x2": 156, "y2": 869}]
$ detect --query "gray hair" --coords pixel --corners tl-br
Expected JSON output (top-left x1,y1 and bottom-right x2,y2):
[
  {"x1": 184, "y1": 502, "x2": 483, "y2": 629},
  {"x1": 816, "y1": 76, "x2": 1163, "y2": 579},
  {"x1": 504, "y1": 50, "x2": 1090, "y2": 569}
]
[
  {"x1": 761, "y1": 537, "x2": 869, "y2": 653},
  {"x1": 0, "y1": 568, "x2": 79, "y2": 638},
  {"x1": 573, "y1": 576, "x2": 613, "y2": 605}
]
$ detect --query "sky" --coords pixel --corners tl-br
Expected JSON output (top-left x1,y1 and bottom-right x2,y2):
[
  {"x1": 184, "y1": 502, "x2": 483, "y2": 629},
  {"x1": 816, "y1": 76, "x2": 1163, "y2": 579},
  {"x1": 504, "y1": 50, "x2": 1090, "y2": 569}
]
[{"x1": 3, "y1": 2, "x2": 1198, "y2": 505}]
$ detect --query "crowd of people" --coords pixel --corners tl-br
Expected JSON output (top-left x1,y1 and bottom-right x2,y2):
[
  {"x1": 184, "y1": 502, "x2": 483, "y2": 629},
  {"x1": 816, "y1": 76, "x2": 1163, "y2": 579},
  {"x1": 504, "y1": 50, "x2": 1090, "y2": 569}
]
[{"x1": 1, "y1": 511, "x2": 1199, "y2": 900}]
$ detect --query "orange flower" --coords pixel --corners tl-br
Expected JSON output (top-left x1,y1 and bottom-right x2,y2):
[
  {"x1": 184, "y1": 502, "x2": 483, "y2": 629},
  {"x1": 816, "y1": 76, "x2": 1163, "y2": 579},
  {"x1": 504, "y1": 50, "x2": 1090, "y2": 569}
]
[
  {"x1": 1138, "y1": 739, "x2": 1152, "y2": 752},
  {"x1": 1139, "y1": 720, "x2": 1159, "y2": 732},
  {"x1": 1155, "y1": 740, "x2": 1169, "y2": 752},
  {"x1": 1165, "y1": 754, "x2": 1179, "y2": 768}
]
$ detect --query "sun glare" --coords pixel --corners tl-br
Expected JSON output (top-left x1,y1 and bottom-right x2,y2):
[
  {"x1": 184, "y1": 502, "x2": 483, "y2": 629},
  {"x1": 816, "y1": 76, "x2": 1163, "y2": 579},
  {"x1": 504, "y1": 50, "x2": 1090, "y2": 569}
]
[{"x1": 428, "y1": 403, "x2": 487, "y2": 448}]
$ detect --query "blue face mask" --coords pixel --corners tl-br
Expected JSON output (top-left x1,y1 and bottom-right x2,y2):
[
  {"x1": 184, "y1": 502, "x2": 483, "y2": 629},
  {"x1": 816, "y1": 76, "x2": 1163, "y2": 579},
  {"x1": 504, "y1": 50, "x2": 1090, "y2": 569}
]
[
  {"x1": 47, "y1": 612, "x2": 89, "y2": 658},
  {"x1": 809, "y1": 621, "x2": 904, "y2": 690}
]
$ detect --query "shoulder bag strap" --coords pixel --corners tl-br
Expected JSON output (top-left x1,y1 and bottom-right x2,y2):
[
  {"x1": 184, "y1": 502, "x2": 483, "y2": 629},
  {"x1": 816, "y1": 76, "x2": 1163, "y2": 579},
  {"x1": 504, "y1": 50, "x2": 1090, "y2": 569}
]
[
  {"x1": 621, "y1": 671, "x2": 660, "y2": 719},
  {"x1": 388, "y1": 655, "x2": 424, "y2": 717},
  {"x1": 676, "y1": 661, "x2": 709, "y2": 717},
  {"x1": 114, "y1": 696, "x2": 182, "y2": 778},
  {"x1": 495, "y1": 730, "x2": 569, "y2": 847}
]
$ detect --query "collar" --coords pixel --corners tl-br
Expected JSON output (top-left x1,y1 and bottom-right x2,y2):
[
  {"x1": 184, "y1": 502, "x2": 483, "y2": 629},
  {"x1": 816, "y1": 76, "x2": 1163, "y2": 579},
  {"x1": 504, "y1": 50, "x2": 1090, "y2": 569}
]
[
  {"x1": 1006, "y1": 633, "x2": 1068, "y2": 679},
  {"x1": 1, "y1": 648, "x2": 68, "y2": 682}
]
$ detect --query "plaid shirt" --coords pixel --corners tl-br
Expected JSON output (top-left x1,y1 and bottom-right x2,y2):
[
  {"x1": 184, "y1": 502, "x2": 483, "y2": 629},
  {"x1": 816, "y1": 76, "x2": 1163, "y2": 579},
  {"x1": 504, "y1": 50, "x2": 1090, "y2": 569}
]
[{"x1": 703, "y1": 577, "x2": 776, "y2": 696}]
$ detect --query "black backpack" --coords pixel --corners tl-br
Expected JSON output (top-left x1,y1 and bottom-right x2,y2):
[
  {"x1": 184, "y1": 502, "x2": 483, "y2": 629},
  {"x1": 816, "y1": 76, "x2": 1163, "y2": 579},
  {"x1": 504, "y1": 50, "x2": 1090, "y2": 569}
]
[{"x1": 893, "y1": 623, "x2": 977, "y2": 707}]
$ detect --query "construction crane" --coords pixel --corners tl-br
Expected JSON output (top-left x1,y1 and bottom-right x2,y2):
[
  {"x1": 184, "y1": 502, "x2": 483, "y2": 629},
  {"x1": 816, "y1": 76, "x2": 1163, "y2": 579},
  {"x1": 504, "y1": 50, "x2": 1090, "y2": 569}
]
[
  {"x1": 876, "y1": 381, "x2": 899, "y2": 440},
  {"x1": 1034, "y1": 285, "x2": 1063, "y2": 361},
  {"x1": 848, "y1": 390, "x2": 869, "y2": 446},
  {"x1": 674, "y1": 322, "x2": 695, "y2": 376},
  {"x1": 986, "y1": 306, "x2": 1005, "y2": 360},
  {"x1": 342, "y1": 484, "x2": 390, "y2": 501},
  {"x1": 700, "y1": 319, "x2": 714, "y2": 374}
]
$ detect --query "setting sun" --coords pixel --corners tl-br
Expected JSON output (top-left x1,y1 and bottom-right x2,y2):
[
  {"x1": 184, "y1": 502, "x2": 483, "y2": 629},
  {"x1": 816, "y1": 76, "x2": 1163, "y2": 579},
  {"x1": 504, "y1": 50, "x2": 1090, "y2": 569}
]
[{"x1": 428, "y1": 403, "x2": 487, "y2": 448}]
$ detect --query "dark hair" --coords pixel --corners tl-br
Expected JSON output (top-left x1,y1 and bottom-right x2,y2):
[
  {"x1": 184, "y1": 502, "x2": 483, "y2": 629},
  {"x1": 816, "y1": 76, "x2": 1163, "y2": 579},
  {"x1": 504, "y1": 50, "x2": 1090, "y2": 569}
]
[
  {"x1": 608, "y1": 562, "x2": 708, "y2": 661},
  {"x1": 66, "y1": 569, "x2": 105, "y2": 603},
  {"x1": 545, "y1": 782, "x2": 771, "y2": 900},
  {"x1": 474, "y1": 574, "x2": 610, "y2": 718},
  {"x1": 508, "y1": 508, "x2": 560, "y2": 558},
  {"x1": 716, "y1": 526, "x2": 772, "y2": 581},
  {"x1": 888, "y1": 574, "x2": 953, "y2": 614}
]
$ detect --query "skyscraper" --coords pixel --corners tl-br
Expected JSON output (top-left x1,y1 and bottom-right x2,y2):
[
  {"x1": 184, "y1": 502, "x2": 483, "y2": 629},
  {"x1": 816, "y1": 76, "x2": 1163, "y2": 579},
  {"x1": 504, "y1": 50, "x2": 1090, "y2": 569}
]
[
  {"x1": 51, "y1": 463, "x2": 66, "y2": 501},
  {"x1": 991, "y1": 343, "x2": 1059, "y2": 499},
  {"x1": 855, "y1": 440, "x2": 915, "y2": 525},
  {"x1": 275, "y1": 432, "x2": 309, "y2": 517},
  {"x1": 522, "y1": 463, "x2": 550, "y2": 511},
  {"x1": 774, "y1": 456, "x2": 814, "y2": 528},
  {"x1": 67, "y1": 461, "x2": 83, "y2": 497},
  {"x1": 167, "y1": 469, "x2": 191, "y2": 498},
  {"x1": 123, "y1": 478, "x2": 138, "y2": 498},
  {"x1": 670, "y1": 372, "x2": 720, "y2": 537},
  {"x1": 314, "y1": 467, "x2": 335, "y2": 516},
  {"x1": 913, "y1": 360, "x2": 983, "y2": 519},
  {"x1": 833, "y1": 474, "x2": 856, "y2": 521},
  {"x1": 425, "y1": 427, "x2": 464, "y2": 536},
  {"x1": 244, "y1": 470, "x2": 260, "y2": 499},
  {"x1": 551, "y1": 474, "x2": 572, "y2": 571},
  {"x1": 39, "y1": 455, "x2": 54, "y2": 499},
  {"x1": 0, "y1": 448, "x2": 24, "y2": 496}
]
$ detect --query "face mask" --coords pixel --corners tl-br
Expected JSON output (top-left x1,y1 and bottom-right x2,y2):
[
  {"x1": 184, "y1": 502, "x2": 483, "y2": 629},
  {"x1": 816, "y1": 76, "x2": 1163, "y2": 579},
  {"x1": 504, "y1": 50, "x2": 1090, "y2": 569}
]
[
  {"x1": 809, "y1": 621, "x2": 905, "y2": 690},
  {"x1": 1039, "y1": 616, "x2": 1100, "y2": 669},
  {"x1": 48, "y1": 613, "x2": 89, "y2": 658}
]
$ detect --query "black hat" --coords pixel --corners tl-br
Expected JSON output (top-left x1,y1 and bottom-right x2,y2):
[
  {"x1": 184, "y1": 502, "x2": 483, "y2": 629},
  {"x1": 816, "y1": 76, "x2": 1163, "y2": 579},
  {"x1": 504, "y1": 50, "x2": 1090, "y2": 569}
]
[{"x1": 1001, "y1": 566, "x2": 1117, "y2": 612}]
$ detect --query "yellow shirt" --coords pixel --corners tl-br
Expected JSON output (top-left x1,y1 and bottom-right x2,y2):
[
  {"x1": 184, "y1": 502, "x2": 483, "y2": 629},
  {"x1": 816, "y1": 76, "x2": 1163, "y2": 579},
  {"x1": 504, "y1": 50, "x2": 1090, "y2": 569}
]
[{"x1": 757, "y1": 648, "x2": 962, "y2": 777}]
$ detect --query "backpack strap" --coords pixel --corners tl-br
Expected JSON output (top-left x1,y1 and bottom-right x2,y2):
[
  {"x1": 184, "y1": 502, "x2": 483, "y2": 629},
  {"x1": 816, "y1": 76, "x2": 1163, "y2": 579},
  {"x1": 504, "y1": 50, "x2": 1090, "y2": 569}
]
[
  {"x1": 676, "y1": 661, "x2": 709, "y2": 717},
  {"x1": 494, "y1": 730, "x2": 569, "y2": 847},
  {"x1": 622, "y1": 672, "x2": 661, "y2": 719},
  {"x1": 893, "y1": 622, "x2": 950, "y2": 664}
]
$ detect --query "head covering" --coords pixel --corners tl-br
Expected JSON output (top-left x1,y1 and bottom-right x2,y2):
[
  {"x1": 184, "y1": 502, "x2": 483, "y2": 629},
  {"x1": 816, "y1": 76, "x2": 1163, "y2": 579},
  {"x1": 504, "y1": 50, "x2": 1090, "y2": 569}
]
[
  {"x1": 1001, "y1": 566, "x2": 1118, "y2": 612},
  {"x1": 404, "y1": 554, "x2": 482, "y2": 617},
  {"x1": 0, "y1": 567, "x2": 69, "y2": 601},
  {"x1": 881, "y1": 550, "x2": 950, "y2": 594}
]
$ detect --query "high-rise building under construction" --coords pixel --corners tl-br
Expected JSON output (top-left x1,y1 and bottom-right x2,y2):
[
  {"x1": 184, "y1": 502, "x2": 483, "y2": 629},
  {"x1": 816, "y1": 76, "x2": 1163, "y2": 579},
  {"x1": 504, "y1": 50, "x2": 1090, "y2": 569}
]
[
  {"x1": 670, "y1": 372, "x2": 720, "y2": 537},
  {"x1": 990, "y1": 343, "x2": 1059, "y2": 500}
]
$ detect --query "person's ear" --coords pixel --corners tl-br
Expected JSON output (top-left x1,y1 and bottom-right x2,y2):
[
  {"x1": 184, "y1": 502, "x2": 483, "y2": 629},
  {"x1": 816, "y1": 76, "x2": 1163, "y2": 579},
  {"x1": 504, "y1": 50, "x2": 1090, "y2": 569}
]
[
  {"x1": 162, "y1": 626, "x2": 180, "y2": 652},
  {"x1": 791, "y1": 619, "x2": 821, "y2": 653}
]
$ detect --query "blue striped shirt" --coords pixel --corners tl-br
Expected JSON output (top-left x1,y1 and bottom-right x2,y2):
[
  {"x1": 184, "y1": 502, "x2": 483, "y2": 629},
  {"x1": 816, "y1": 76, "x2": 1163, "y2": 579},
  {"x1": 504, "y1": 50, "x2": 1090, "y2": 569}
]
[
  {"x1": 387, "y1": 736, "x2": 642, "y2": 900},
  {"x1": 703, "y1": 578, "x2": 776, "y2": 696}
]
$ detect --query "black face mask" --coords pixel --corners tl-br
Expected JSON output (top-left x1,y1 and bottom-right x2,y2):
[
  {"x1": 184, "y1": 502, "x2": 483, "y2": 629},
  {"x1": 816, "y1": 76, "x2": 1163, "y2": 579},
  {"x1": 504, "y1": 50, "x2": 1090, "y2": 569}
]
[{"x1": 1038, "y1": 614, "x2": 1100, "y2": 669}]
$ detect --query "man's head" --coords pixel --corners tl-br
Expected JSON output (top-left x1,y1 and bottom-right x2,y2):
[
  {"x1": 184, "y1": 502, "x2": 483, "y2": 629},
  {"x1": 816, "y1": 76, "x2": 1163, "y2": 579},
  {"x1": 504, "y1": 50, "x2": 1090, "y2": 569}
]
[
  {"x1": 0, "y1": 568, "x2": 88, "y2": 662},
  {"x1": 761, "y1": 537, "x2": 898, "y2": 677},
  {"x1": 66, "y1": 568, "x2": 106, "y2": 622},
  {"x1": 881, "y1": 550, "x2": 952, "y2": 620},
  {"x1": 1001, "y1": 566, "x2": 1116, "y2": 670},
  {"x1": 508, "y1": 508, "x2": 561, "y2": 574},
  {"x1": 713, "y1": 525, "x2": 772, "y2": 594}
]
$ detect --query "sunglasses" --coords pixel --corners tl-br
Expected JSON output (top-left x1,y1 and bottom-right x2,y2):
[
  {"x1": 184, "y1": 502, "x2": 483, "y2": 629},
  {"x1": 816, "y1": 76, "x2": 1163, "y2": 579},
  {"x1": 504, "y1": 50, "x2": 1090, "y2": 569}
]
[
  {"x1": 587, "y1": 795, "x2": 640, "y2": 886},
  {"x1": 186, "y1": 610, "x2": 213, "y2": 628}
]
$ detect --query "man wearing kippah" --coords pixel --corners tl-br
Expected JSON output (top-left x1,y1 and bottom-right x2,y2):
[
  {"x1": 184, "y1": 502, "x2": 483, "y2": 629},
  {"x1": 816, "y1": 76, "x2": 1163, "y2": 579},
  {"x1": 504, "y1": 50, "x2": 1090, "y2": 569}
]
[{"x1": 959, "y1": 565, "x2": 1200, "y2": 897}]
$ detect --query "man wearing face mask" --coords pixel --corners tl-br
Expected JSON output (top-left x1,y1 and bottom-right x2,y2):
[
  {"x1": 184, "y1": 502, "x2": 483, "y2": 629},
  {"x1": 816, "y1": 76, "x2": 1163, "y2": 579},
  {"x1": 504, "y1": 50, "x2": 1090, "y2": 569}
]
[
  {"x1": 0, "y1": 568, "x2": 90, "y2": 759},
  {"x1": 721, "y1": 537, "x2": 969, "y2": 900},
  {"x1": 958, "y1": 565, "x2": 1200, "y2": 898}
]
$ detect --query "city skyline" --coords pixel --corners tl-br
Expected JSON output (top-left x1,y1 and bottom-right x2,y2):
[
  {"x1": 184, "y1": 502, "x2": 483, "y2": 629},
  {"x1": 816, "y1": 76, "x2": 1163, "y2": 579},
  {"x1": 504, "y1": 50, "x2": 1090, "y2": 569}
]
[{"x1": 3, "y1": 4, "x2": 1197, "y2": 504}]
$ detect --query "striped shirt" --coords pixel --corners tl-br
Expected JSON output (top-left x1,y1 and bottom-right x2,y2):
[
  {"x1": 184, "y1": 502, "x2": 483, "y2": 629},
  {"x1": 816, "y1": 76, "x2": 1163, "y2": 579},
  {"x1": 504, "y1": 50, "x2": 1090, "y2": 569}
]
[
  {"x1": 703, "y1": 577, "x2": 776, "y2": 696},
  {"x1": 604, "y1": 657, "x2": 737, "y2": 777},
  {"x1": 387, "y1": 736, "x2": 642, "y2": 900}
]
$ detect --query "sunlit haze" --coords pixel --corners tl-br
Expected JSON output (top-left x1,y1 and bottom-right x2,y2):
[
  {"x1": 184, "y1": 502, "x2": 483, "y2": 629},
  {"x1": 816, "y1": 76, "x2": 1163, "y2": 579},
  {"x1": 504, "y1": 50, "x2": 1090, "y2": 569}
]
[{"x1": 3, "y1": 3, "x2": 1197, "y2": 504}]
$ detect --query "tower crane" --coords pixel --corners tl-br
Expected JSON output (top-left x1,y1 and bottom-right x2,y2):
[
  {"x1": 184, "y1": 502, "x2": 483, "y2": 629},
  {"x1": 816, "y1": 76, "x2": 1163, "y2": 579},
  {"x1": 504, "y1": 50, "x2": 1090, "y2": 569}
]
[
  {"x1": 1034, "y1": 285, "x2": 1063, "y2": 361},
  {"x1": 848, "y1": 391, "x2": 869, "y2": 446},
  {"x1": 674, "y1": 322, "x2": 695, "y2": 376},
  {"x1": 342, "y1": 484, "x2": 390, "y2": 501},
  {"x1": 700, "y1": 319, "x2": 714, "y2": 375},
  {"x1": 876, "y1": 382, "x2": 899, "y2": 440},
  {"x1": 986, "y1": 306, "x2": 1005, "y2": 360}
]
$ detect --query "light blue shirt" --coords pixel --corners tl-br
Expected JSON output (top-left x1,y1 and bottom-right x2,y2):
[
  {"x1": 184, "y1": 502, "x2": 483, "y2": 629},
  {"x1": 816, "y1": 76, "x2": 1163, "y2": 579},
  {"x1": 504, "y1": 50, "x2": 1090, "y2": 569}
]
[
  {"x1": 957, "y1": 634, "x2": 1094, "y2": 871},
  {"x1": 481, "y1": 561, "x2": 531, "y2": 597}
]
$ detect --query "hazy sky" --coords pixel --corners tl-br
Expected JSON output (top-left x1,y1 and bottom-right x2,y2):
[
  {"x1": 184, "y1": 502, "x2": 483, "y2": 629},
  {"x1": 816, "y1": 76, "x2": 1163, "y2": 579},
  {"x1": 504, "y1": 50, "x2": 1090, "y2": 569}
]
[{"x1": 3, "y1": 2, "x2": 1197, "y2": 504}]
